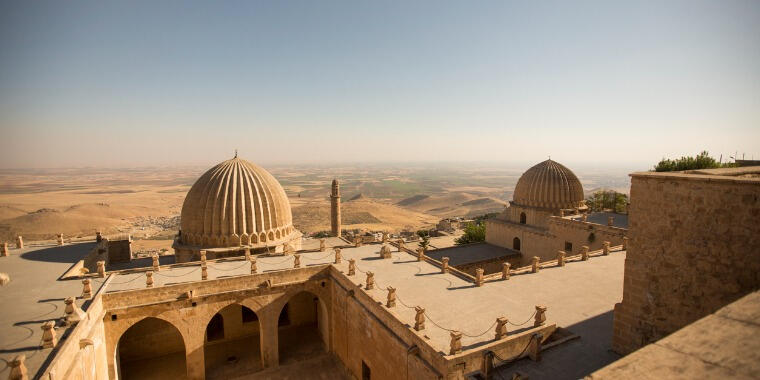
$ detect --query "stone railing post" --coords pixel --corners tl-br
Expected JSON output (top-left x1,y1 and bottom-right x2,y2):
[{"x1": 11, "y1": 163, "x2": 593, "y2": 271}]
[
  {"x1": 495, "y1": 317, "x2": 508, "y2": 340},
  {"x1": 475, "y1": 268, "x2": 484, "y2": 286},
  {"x1": 581, "y1": 246, "x2": 589, "y2": 261},
  {"x1": 250, "y1": 257, "x2": 257, "y2": 274},
  {"x1": 534, "y1": 305, "x2": 547, "y2": 327},
  {"x1": 95, "y1": 231, "x2": 102, "y2": 242},
  {"x1": 96, "y1": 261, "x2": 106, "y2": 278},
  {"x1": 152, "y1": 254, "x2": 160, "y2": 271},
  {"x1": 365, "y1": 271, "x2": 374, "y2": 290},
  {"x1": 622, "y1": 236, "x2": 629, "y2": 250},
  {"x1": 63, "y1": 297, "x2": 84, "y2": 326},
  {"x1": 200, "y1": 250, "x2": 207, "y2": 263},
  {"x1": 8, "y1": 354, "x2": 28, "y2": 380},
  {"x1": 201, "y1": 263, "x2": 208, "y2": 280},
  {"x1": 557, "y1": 251, "x2": 566, "y2": 267},
  {"x1": 1, "y1": 242, "x2": 8, "y2": 257},
  {"x1": 41, "y1": 321, "x2": 57, "y2": 348},
  {"x1": 354, "y1": 236, "x2": 362, "y2": 247},
  {"x1": 414, "y1": 307, "x2": 425, "y2": 331},
  {"x1": 441, "y1": 257, "x2": 450, "y2": 273},
  {"x1": 502, "y1": 262, "x2": 511, "y2": 280},
  {"x1": 382, "y1": 232, "x2": 389, "y2": 244},
  {"x1": 334, "y1": 248, "x2": 342, "y2": 264},
  {"x1": 244, "y1": 248, "x2": 251, "y2": 261},
  {"x1": 348, "y1": 258, "x2": 355, "y2": 276},
  {"x1": 319, "y1": 238, "x2": 326, "y2": 252},
  {"x1": 416, "y1": 247, "x2": 425, "y2": 262},
  {"x1": 81, "y1": 278, "x2": 92, "y2": 299},
  {"x1": 380, "y1": 245, "x2": 392, "y2": 259},
  {"x1": 531, "y1": 257, "x2": 540, "y2": 273},
  {"x1": 58, "y1": 234, "x2": 65, "y2": 246},
  {"x1": 146, "y1": 271, "x2": 154, "y2": 288},
  {"x1": 16, "y1": 236, "x2": 23, "y2": 249},
  {"x1": 607, "y1": 216, "x2": 614, "y2": 226},
  {"x1": 397, "y1": 239, "x2": 404, "y2": 251},
  {"x1": 603, "y1": 241, "x2": 610, "y2": 255},
  {"x1": 449, "y1": 331, "x2": 463, "y2": 355},
  {"x1": 293, "y1": 254, "x2": 301, "y2": 268},
  {"x1": 386, "y1": 286, "x2": 396, "y2": 308}
]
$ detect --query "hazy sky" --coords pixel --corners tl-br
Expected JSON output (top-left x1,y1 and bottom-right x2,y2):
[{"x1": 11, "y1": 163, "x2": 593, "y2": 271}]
[{"x1": 1, "y1": 1, "x2": 759, "y2": 169}]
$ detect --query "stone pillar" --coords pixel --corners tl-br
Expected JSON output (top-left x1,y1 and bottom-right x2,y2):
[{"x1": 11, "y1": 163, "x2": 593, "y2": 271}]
[
  {"x1": 201, "y1": 263, "x2": 208, "y2": 280},
  {"x1": 557, "y1": 251, "x2": 566, "y2": 267},
  {"x1": 348, "y1": 259, "x2": 355, "y2": 276},
  {"x1": 63, "y1": 297, "x2": 85, "y2": 326},
  {"x1": 365, "y1": 271, "x2": 374, "y2": 290},
  {"x1": 441, "y1": 257, "x2": 450, "y2": 273},
  {"x1": 380, "y1": 245, "x2": 392, "y2": 259},
  {"x1": 8, "y1": 354, "x2": 28, "y2": 380},
  {"x1": 386, "y1": 286, "x2": 396, "y2": 308},
  {"x1": 334, "y1": 248, "x2": 342, "y2": 264},
  {"x1": 183, "y1": 323, "x2": 206, "y2": 380},
  {"x1": 58, "y1": 234, "x2": 64, "y2": 246},
  {"x1": 416, "y1": 247, "x2": 425, "y2": 262},
  {"x1": 495, "y1": 317, "x2": 509, "y2": 340},
  {"x1": 581, "y1": 246, "x2": 589, "y2": 261},
  {"x1": 622, "y1": 236, "x2": 629, "y2": 250},
  {"x1": 81, "y1": 278, "x2": 92, "y2": 299},
  {"x1": 608, "y1": 216, "x2": 614, "y2": 226},
  {"x1": 152, "y1": 254, "x2": 160, "y2": 271},
  {"x1": 397, "y1": 239, "x2": 404, "y2": 251},
  {"x1": 319, "y1": 238, "x2": 326, "y2": 252},
  {"x1": 502, "y1": 263, "x2": 511, "y2": 280},
  {"x1": 534, "y1": 305, "x2": 547, "y2": 327},
  {"x1": 531, "y1": 257, "x2": 540, "y2": 273},
  {"x1": 603, "y1": 241, "x2": 610, "y2": 255},
  {"x1": 41, "y1": 321, "x2": 57, "y2": 348},
  {"x1": 1, "y1": 242, "x2": 8, "y2": 257},
  {"x1": 146, "y1": 271, "x2": 154, "y2": 288},
  {"x1": 16, "y1": 236, "x2": 23, "y2": 249},
  {"x1": 293, "y1": 254, "x2": 301, "y2": 268},
  {"x1": 414, "y1": 307, "x2": 425, "y2": 331},
  {"x1": 96, "y1": 261, "x2": 106, "y2": 278},
  {"x1": 582, "y1": 214, "x2": 588, "y2": 222},
  {"x1": 200, "y1": 250, "x2": 207, "y2": 263},
  {"x1": 259, "y1": 308, "x2": 280, "y2": 369},
  {"x1": 475, "y1": 268, "x2": 484, "y2": 286},
  {"x1": 528, "y1": 333, "x2": 544, "y2": 361},
  {"x1": 449, "y1": 331, "x2": 463, "y2": 355},
  {"x1": 250, "y1": 257, "x2": 257, "y2": 274},
  {"x1": 330, "y1": 179, "x2": 341, "y2": 237}
]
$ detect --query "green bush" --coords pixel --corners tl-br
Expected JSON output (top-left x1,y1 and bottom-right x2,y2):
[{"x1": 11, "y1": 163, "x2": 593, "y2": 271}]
[
  {"x1": 654, "y1": 151, "x2": 734, "y2": 172},
  {"x1": 455, "y1": 223, "x2": 486, "y2": 245},
  {"x1": 586, "y1": 191, "x2": 628, "y2": 213}
]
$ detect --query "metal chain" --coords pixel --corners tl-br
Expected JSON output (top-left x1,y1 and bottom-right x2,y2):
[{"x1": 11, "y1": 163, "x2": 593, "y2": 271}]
[
  {"x1": 258, "y1": 256, "x2": 293, "y2": 266},
  {"x1": 153, "y1": 266, "x2": 201, "y2": 278},
  {"x1": 302, "y1": 252, "x2": 333, "y2": 261},
  {"x1": 107, "y1": 273, "x2": 144, "y2": 285},
  {"x1": 507, "y1": 311, "x2": 537, "y2": 326},
  {"x1": 492, "y1": 334, "x2": 534, "y2": 364},
  {"x1": 209, "y1": 260, "x2": 250, "y2": 272}
]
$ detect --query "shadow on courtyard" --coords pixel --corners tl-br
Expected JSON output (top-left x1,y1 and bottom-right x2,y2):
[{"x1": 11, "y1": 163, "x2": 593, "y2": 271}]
[{"x1": 20, "y1": 242, "x2": 96, "y2": 264}]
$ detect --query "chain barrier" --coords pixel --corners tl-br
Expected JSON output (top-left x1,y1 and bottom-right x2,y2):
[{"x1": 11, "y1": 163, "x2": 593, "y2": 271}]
[
  {"x1": 153, "y1": 266, "x2": 201, "y2": 278},
  {"x1": 258, "y1": 256, "x2": 294, "y2": 266},
  {"x1": 208, "y1": 260, "x2": 250, "y2": 272},
  {"x1": 491, "y1": 334, "x2": 535, "y2": 364},
  {"x1": 302, "y1": 252, "x2": 333, "y2": 261},
  {"x1": 507, "y1": 311, "x2": 537, "y2": 326},
  {"x1": 107, "y1": 273, "x2": 144, "y2": 285}
]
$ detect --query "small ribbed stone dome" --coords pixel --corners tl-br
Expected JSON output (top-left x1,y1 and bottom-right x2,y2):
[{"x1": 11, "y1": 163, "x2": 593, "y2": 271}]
[
  {"x1": 179, "y1": 157, "x2": 295, "y2": 248},
  {"x1": 512, "y1": 159, "x2": 585, "y2": 210}
]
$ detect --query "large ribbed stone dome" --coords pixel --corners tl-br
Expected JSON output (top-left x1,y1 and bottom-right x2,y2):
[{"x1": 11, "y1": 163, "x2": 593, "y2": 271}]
[
  {"x1": 512, "y1": 159, "x2": 585, "y2": 210},
  {"x1": 179, "y1": 157, "x2": 295, "y2": 248}
]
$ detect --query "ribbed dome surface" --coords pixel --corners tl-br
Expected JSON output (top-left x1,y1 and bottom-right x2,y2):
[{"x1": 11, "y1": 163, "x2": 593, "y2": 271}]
[
  {"x1": 512, "y1": 159, "x2": 584, "y2": 210},
  {"x1": 180, "y1": 157, "x2": 294, "y2": 248}
]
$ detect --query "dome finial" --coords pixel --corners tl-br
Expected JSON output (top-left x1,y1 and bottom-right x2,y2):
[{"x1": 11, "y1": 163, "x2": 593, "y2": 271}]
[{"x1": 234, "y1": 149, "x2": 238, "y2": 158}]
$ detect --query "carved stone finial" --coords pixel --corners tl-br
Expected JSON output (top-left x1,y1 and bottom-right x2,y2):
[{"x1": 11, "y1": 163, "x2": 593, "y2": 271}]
[
  {"x1": 348, "y1": 258, "x2": 356, "y2": 276},
  {"x1": 441, "y1": 257, "x2": 450, "y2": 273},
  {"x1": 41, "y1": 321, "x2": 57, "y2": 348},
  {"x1": 8, "y1": 354, "x2": 28, "y2": 380},
  {"x1": 502, "y1": 262, "x2": 511, "y2": 280},
  {"x1": 449, "y1": 331, "x2": 463, "y2": 355},
  {"x1": 201, "y1": 263, "x2": 208, "y2": 280},
  {"x1": 416, "y1": 247, "x2": 425, "y2": 262},
  {"x1": 557, "y1": 251, "x2": 566, "y2": 267},
  {"x1": 293, "y1": 254, "x2": 301, "y2": 268},
  {"x1": 152, "y1": 254, "x2": 160, "y2": 271},
  {"x1": 531, "y1": 257, "x2": 540, "y2": 273},
  {"x1": 534, "y1": 305, "x2": 547, "y2": 327},
  {"x1": 319, "y1": 238, "x2": 326, "y2": 252},
  {"x1": 475, "y1": 268, "x2": 484, "y2": 286},
  {"x1": 58, "y1": 234, "x2": 65, "y2": 246},
  {"x1": 603, "y1": 241, "x2": 610, "y2": 255},
  {"x1": 380, "y1": 245, "x2": 392, "y2": 259},
  {"x1": 63, "y1": 297, "x2": 85, "y2": 326},
  {"x1": 200, "y1": 250, "x2": 207, "y2": 263},
  {"x1": 145, "y1": 271, "x2": 154, "y2": 288},
  {"x1": 250, "y1": 257, "x2": 257, "y2": 274},
  {"x1": 365, "y1": 271, "x2": 374, "y2": 290},
  {"x1": 495, "y1": 317, "x2": 509, "y2": 340},
  {"x1": 81, "y1": 278, "x2": 92, "y2": 299},
  {"x1": 414, "y1": 307, "x2": 425, "y2": 331},
  {"x1": 16, "y1": 235, "x2": 23, "y2": 249},
  {"x1": 334, "y1": 248, "x2": 342, "y2": 264},
  {"x1": 96, "y1": 261, "x2": 106, "y2": 278},
  {"x1": 386, "y1": 286, "x2": 396, "y2": 308},
  {"x1": 397, "y1": 239, "x2": 404, "y2": 251},
  {"x1": 581, "y1": 245, "x2": 589, "y2": 261},
  {"x1": 244, "y1": 248, "x2": 251, "y2": 261}
]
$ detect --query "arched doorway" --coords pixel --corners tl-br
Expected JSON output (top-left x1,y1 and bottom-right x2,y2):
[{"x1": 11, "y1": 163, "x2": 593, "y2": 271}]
[
  {"x1": 520, "y1": 212, "x2": 527, "y2": 224},
  {"x1": 204, "y1": 304, "x2": 262, "y2": 379},
  {"x1": 277, "y1": 291, "x2": 328, "y2": 365},
  {"x1": 116, "y1": 317, "x2": 186, "y2": 380},
  {"x1": 513, "y1": 237, "x2": 521, "y2": 251}
]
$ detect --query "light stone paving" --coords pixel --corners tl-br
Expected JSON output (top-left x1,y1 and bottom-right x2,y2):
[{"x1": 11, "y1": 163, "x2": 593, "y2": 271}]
[{"x1": 107, "y1": 242, "x2": 625, "y2": 356}]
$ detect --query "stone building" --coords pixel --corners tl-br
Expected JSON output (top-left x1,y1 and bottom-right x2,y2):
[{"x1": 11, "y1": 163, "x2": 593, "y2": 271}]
[{"x1": 173, "y1": 156, "x2": 302, "y2": 262}]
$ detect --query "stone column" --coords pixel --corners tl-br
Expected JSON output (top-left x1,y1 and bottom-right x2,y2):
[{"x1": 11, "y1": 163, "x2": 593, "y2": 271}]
[
  {"x1": 96, "y1": 261, "x2": 106, "y2": 277},
  {"x1": 58, "y1": 234, "x2": 64, "y2": 246},
  {"x1": 414, "y1": 307, "x2": 425, "y2": 331},
  {"x1": 41, "y1": 321, "x2": 57, "y2": 348},
  {"x1": 348, "y1": 259, "x2": 355, "y2": 276},
  {"x1": 250, "y1": 257, "x2": 257, "y2": 274},
  {"x1": 319, "y1": 238, "x2": 326, "y2": 252},
  {"x1": 365, "y1": 272, "x2": 374, "y2": 290},
  {"x1": 557, "y1": 251, "x2": 566, "y2": 267},
  {"x1": 81, "y1": 278, "x2": 92, "y2": 299},
  {"x1": 146, "y1": 271, "x2": 154, "y2": 288},
  {"x1": 475, "y1": 268, "x2": 484, "y2": 286},
  {"x1": 293, "y1": 254, "x2": 301, "y2": 268},
  {"x1": 531, "y1": 257, "x2": 540, "y2": 273},
  {"x1": 534, "y1": 305, "x2": 547, "y2": 327},
  {"x1": 581, "y1": 246, "x2": 589, "y2": 261},
  {"x1": 330, "y1": 179, "x2": 341, "y2": 237},
  {"x1": 8, "y1": 355, "x2": 27, "y2": 380},
  {"x1": 152, "y1": 254, "x2": 160, "y2": 271},
  {"x1": 416, "y1": 247, "x2": 425, "y2": 262},
  {"x1": 603, "y1": 241, "x2": 610, "y2": 255},
  {"x1": 259, "y1": 307, "x2": 280, "y2": 369},
  {"x1": 1, "y1": 242, "x2": 8, "y2": 257},
  {"x1": 449, "y1": 331, "x2": 463, "y2": 355},
  {"x1": 334, "y1": 248, "x2": 342, "y2": 264},
  {"x1": 386, "y1": 286, "x2": 396, "y2": 308},
  {"x1": 184, "y1": 323, "x2": 206, "y2": 380},
  {"x1": 16, "y1": 236, "x2": 23, "y2": 249},
  {"x1": 201, "y1": 263, "x2": 208, "y2": 280},
  {"x1": 441, "y1": 257, "x2": 450, "y2": 273},
  {"x1": 495, "y1": 317, "x2": 508, "y2": 340},
  {"x1": 622, "y1": 236, "x2": 629, "y2": 250},
  {"x1": 502, "y1": 263, "x2": 511, "y2": 280}
]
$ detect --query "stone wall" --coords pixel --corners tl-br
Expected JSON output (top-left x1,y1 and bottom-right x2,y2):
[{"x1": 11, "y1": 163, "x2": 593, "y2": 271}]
[
  {"x1": 547, "y1": 217, "x2": 626, "y2": 255},
  {"x1": 612, "y1": 170, "x2": 760, "y2": 354},
  {"x1": 485, "y1": 219, "x2": 555, "y2": 262},
  {"x1": 455, "y1": 255, "x2": 523, "y2": 276}
]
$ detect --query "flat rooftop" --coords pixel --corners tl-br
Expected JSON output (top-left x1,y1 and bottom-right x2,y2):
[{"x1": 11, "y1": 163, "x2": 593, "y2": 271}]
[
  {"x1": 426, "y1": 242, "x2": 521, "y2": 266},
  {"x1": 0, "y1": 242, "x2": 105, "y2": 379},
  {"x1": 584, "y1": 212, "x2": 628, "y2": 229},
  {"x1": 106, "y1": 240, "x2": 625, "y2": 374}
]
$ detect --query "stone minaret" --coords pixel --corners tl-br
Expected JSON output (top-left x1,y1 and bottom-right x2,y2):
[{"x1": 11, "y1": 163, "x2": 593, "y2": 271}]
[{"x1": 330, "y1": 179, "x2": 341, "y2": 237}]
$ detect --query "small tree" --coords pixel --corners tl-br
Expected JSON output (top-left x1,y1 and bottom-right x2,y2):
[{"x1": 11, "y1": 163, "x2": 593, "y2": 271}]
[
  {"x1": 455, "y1": 223, "x2": 486, "y2": 245},
  {"x1": 417, "y1": 230, "x2": 430, "y2": 252},
  {"x1": 586, "y1": 190, "x2": 628, "y2": 213},
  {"x1": 654, "y1": 151, "x2": 734, "y2": 172}
]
